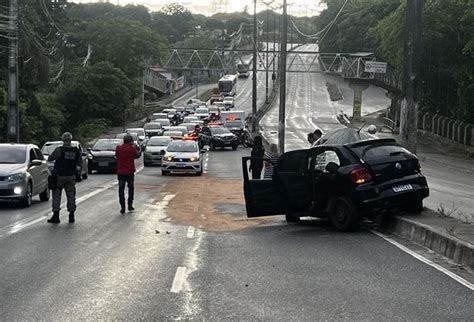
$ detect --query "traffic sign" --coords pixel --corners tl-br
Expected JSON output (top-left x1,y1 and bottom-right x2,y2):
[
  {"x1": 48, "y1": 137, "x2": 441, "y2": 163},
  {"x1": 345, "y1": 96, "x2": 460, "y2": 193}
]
[{"x1": 364, "y1": 61, "x2": 387, "y2": 74}]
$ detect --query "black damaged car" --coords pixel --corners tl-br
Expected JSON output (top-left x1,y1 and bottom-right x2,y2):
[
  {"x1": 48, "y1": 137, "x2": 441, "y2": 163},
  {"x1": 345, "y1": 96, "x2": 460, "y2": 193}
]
[
  {"x1": 199, "y1": 126, "x2": 239, "y2": 151},
  {"x1": 242, "y1": 138, "x2": 429, "y2": 231}
]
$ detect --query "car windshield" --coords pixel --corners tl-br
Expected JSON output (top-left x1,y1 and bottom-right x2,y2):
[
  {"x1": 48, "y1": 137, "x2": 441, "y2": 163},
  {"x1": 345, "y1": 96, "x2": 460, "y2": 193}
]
[
  {"x1": 350, "y1": 142, "x2": 412, "y2": 162},
  {"x1": 196, "y1": 108, "x2": 208, "y2": 114},
  {"x1": 148, "y1": 137, "x2": 171, "y2": 146},
  {"x1": 127, "y1": 129, "x2": 145, "y2": 136},
  {"x1": 0, "y1": 146, "x2": 27, "y2": 164},
  {"x1": 167, "y1": 141, "x2": 198, "y2": 153},
  {"x1": 156, "y1": 119, "x2": 171, "y2": 126},
  {"x1": 41, "y1": 142, "x2": 62, "y2": 155},
  {"x1": 117, "y1": 133, "x2": 138, "y2": 141},
  {"x1": 144, "y1": 123, "x2": 161, "y2": 130},
  {"x1": 93, "y1": 141, "x2": 120, "y2": 151},
  {"x1": 211, "y1": 127, "x2": 231, "y2": 135},
  {"x1": 224, "y1": 98, "x2": 233, "y2": 102},
  {"x1": 164, "y1": 131, "x2": 183, "y2": 137}
]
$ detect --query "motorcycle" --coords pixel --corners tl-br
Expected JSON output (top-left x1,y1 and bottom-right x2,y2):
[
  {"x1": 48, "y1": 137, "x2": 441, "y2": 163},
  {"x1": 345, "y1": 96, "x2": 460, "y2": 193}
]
[{"x1": 232, "y1": 129, "x2": 253, "y2": 148}]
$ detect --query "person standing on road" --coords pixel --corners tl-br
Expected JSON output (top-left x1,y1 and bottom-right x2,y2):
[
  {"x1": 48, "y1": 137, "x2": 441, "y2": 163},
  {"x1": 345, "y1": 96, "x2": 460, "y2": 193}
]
[
  {"x1": 312, "y1": 129, "x2": 323, "y2": 146},
  {"x1": 116, "y1": 134, "x2": 140, "y2": 213},
  {"x1": 47, "y1": 132, "x2": 82, "y2": 224},
  {"x1": 249, "y1": 136, "x2": 265, "y2": 180},
  {"x1": 264, "y1": 143, "x2": 280, "y2": 179},
  {"x1": 307, "y1": 132, "x2": 316, "y2": 146}
]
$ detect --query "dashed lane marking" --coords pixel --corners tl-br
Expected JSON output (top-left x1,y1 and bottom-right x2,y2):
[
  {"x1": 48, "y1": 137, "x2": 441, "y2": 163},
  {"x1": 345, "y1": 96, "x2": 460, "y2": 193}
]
[
  {"x1": 170, "y1": 266, "x2": 187, "y2": 293},
  {"x1": 186, "y1": 226, "x2": 195, "y2": 238},
  {"x1": 372, "y1": 230, "x2": 474, "y2": 291}
]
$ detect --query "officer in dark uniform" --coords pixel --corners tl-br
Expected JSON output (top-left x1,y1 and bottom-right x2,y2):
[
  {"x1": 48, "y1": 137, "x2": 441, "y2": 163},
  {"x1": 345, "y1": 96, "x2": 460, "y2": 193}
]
[{"x1": 47, "y1": 132, "x2": 83, "y2": 224}]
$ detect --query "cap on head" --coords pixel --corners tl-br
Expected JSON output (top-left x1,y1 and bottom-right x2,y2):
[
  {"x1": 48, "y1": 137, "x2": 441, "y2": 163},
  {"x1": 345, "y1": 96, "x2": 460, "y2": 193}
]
[
  {"x1": 123, "y1": 134, "x2": 134, "y2": 144},
  {"x1": 62, "y1": 132, "x2": 73, "y2": 143}
]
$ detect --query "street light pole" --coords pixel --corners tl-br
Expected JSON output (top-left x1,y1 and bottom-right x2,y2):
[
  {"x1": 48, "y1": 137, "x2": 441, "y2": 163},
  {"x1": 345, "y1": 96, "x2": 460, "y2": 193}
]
[
  {"x1": 278, "y1": 0, "x2": 288, "y2": 154},
  {"x1": 251, "y1": 0, "x2": 258, "y2": 132},
  {"x1": 7, "y1": 0, "x2": 19, "y2": 143},
  {"x1": 265, "y1": 9, "x2": 269, "y2": 103}
]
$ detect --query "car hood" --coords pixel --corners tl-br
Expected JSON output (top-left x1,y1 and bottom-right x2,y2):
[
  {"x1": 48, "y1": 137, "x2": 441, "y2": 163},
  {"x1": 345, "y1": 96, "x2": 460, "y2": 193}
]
[
  {"x1": 166, "y1": 152, "x2": 199, "y2": 159},
  {"x1": 213, "y1": 133, "x2": 236, "y2": 139},
  {"x1": 145, "y1": 146, "x2": 168, "y2": 153},
  {"x1": 90, "y1": 150, "x2": 116, "y2": 157},
  {"x1": 0, "y1": 164, "x2": 27, "y2": 176}
]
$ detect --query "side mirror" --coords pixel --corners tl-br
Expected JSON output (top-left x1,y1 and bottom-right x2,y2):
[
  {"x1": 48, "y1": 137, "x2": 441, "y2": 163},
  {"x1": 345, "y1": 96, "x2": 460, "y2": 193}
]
[
  {"x1": 325, "y1": 162, "x2": 339, "y2": 174},
  {"x1": 87, "y1": 147, "x2": 92, "y2": 152},
  {"x1": 30, "y1": 159, "x2": 43, "y2": 166},
  {"x1": 200, "y1": 149, "x2": 206, "y2": 154},
  {"x1": 82, "y1": 152, "x2": 87, "y2": 157}
]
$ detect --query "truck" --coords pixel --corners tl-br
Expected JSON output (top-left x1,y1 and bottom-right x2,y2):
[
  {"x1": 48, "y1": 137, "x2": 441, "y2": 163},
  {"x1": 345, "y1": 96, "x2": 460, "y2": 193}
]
[{"x1": 220, "y1": 110, "x2": 246, "y2": 132}]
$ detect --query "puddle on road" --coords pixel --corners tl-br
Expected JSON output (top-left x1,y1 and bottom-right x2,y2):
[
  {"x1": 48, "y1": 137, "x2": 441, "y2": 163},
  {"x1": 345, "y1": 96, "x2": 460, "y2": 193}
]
[{"x1": 162, "y1": 177, "x2": 272, "y2": 231}]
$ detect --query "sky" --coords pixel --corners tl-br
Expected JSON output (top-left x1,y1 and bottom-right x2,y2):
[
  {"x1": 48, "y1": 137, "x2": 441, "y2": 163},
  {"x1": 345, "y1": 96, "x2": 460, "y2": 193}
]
[{"x1": 70, "y1": 0, "x2": 325, "y2": 16}]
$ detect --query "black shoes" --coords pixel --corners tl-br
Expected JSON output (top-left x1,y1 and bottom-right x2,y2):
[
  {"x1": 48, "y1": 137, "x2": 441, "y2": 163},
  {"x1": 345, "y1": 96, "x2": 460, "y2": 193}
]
[
  {"x1": 69, "y1": 212, "x2": 75, "y2": 223},
  {"x1": 128, "y1": 205, "x2": 135, "y2": 212},
  {"x1": 47, "y1": 211, "x2": 60, "y2": 224},
  {"x1": 120, "y1": 207, "x2": 126, "y2": 214}
]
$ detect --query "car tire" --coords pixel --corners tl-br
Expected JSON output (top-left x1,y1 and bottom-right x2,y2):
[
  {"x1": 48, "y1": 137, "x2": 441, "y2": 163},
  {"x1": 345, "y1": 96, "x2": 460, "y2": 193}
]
[
  {"x1": 285, "y1": 213, "x2": 301, "y2": 223},
  {"x1": 331, "y1": 197, "x2": 360, "y2": 232},
  {"x1": 39, "y1": 185, "x2": 50, "y2": 202},
  {"x1": 196, "y1": 170, "x2": 203, "y2": 176},
  {"x1": 88, "y1": 167, "x2": 93, "y2": 174},
  {"x1": 210, "y1": 142, "x2": 216, "y2": 151},
  {"x1": 404, "y1": 199, "x2": 424, "y2": 214},
  {"x1": 82, "y1": 169, "x2": 88, "y2": 180},
  {"x1": 20, "y1": 182, "x2": 33, "y2": 208},
  {"x1": 162, "y1": 170, "x2": 169, "y2": 176},
  {"x1": 232, "y1": 144, "x2": 238, "y2": 150}
]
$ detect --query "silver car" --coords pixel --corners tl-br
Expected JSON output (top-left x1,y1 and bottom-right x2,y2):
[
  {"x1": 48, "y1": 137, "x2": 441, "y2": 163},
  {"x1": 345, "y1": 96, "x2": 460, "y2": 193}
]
[
  {"x1": 143, "y1": 136, "x2": 172, "y2": 166},
  {"x1": 0, "y1": 144, "x2": 50, "y2": 207}
]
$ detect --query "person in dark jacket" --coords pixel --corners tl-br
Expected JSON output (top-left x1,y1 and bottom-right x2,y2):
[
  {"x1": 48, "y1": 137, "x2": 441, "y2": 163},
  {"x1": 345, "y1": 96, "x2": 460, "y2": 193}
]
[
  {"x1": 47, "y1": 132, "x2": 83, "y2": 224},
  {"x1": 116, "y1": 134, "x2": 140, "y2": 213},
  {"x1": 249, "y1": 135, "x2": 265, "y2": 179}
]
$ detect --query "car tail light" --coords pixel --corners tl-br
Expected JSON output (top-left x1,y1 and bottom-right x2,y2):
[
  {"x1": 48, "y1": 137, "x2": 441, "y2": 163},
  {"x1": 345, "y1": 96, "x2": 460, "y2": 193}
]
[{"x1": 350, "y1": 167, "x2": 372, "y2": 184}]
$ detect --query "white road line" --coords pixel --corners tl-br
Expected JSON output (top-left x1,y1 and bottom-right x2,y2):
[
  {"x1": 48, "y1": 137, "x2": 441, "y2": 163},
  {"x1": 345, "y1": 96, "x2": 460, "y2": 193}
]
[
  {"x1": 371, "y1": 230, "x2": 474, "y2": 291},
  {"x1": 187, "y1": 226, "x2": 195, "y2": 238},
  {"x1": 170, "y1": 266, "x2": 187, "y2": 293},
  {"x1": 0, "y1": 165, "x2": 146, "y2": 238}
]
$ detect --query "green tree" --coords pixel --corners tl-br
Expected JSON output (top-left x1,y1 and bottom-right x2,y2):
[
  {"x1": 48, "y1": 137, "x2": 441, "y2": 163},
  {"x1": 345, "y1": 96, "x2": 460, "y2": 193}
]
[{"x1": 152, "y1": 3, "x2": 194, "y2": 43}]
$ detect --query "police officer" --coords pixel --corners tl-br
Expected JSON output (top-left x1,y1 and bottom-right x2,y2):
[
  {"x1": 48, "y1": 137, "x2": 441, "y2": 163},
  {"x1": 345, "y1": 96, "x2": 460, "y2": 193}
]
[{"x1": 47, "y1": 132, "x2": 82, "y2": 224}]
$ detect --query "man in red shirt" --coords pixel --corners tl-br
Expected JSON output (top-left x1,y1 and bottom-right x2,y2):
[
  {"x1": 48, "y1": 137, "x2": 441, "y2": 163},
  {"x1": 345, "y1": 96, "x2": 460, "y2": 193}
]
[{"x1": 115, "y1": 134, "x2": 140, "y2": 213}]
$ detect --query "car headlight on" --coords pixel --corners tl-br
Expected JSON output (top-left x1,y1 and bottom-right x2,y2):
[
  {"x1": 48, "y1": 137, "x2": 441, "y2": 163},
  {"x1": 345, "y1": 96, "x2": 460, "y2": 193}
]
[
  {"x1": 190, "y1": 156, "x2": 199, "y2": 162},
  {"x1": 6, "y1": 173, "x2": 26, "y2": 182},
  {"x1": 165, "y1": 155, "x2": 173, "y2": 161}
]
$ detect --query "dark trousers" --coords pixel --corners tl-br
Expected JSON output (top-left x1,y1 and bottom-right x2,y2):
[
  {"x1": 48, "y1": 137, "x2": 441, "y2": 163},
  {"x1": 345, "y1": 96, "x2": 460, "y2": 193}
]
[
  {"x1": 251, "y1": 168, "x2": 262, "y2": 180},
  {"x1": 118, "y1": 174, "x2": 134, "y2": 207}
]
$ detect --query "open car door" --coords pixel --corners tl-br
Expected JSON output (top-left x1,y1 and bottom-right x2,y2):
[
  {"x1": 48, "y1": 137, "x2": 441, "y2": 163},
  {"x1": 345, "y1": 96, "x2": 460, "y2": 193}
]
[
  {"x1": 242, "y1": 157, "x2": 285, "y2": 217},
  {"x1": 242, "y1": 149, "x2": 312, "y2": 218}
]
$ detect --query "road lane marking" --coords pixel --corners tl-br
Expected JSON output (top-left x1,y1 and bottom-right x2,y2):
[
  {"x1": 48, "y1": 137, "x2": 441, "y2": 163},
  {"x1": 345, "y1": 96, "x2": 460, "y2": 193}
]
[
  {"x1": 372, "y1": 230, "x2": 474, "y2": 290},
  {"x1": 170, "y1": 266, "x2": 187, "y2": 293},
  {"x1": 0, "y1": 166, "x2": 145, "y2": 238},
  {"x1": 187, "y1": 226, "x2": 195, "y2": 238}
]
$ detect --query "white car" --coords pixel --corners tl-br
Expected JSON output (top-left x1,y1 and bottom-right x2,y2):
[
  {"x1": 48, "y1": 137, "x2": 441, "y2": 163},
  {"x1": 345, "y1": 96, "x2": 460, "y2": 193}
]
[
  {"x1": 144, "y1": 136, "x2": 172, "y2": 166},
  {"x1": 195, "y1": 107, "x2": 209, "y2": 120},
  {"x1": 223, "y1": 97, "x2": 234, "y2": 109},
  {"x1": 183, "y1": 116, "x2": 198, "y2": 123},
  {"x1": 162, "y1": 140, "x2": 204, "y2": 176}
]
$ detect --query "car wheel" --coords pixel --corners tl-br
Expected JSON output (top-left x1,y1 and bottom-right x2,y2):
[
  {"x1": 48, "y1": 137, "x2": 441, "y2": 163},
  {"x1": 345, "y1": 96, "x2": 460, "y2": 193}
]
[
  {"x1": 162, "y1": 170, "x2": 169, "y2": 176},
  {"x1": 210, "y1": 142, "x2": 216, "y2": 151},
  {"x1": 82, "y1": 169, "x2": 88, "y2": 180},
  {"x1": 232, "y1": 144, "x2": 238, "y2": 150},
  {"x1": 88, "y1": 167, "x2": 93, "y2": 174},
  {"x1": 39, "y1": 185, "x2": 50, "y2": 202},
  {"x1": 404, "y1": 199, "x2": 424, "y2": 214},
  {"x1": 285, "y1": 213, "x2": 301, "y2": 223},
  {"x1": 196, "y1": 170, "x2": 203, "y2": 176},
  {"x1": 20, "y1": 182, "x2": 33, "y2": 208},
  {"x1": 331, "y1": 197, "x2": 360, "y2": 232}
]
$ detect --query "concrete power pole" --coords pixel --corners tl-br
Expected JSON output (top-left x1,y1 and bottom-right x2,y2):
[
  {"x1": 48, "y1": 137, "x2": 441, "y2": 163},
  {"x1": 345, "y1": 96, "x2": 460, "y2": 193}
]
[
  {"x1": 7, "y1": 0, "x2": 19, "y2": 143},
  {"x1": 251, "y1": 0, "x2": 258, "y2": 132},
  {"x1": 278, "y1": 0, "x2": 288, "y2": 154},
  {"x1": 400, "y1": 0, "x2": 423, "y2": 153}
]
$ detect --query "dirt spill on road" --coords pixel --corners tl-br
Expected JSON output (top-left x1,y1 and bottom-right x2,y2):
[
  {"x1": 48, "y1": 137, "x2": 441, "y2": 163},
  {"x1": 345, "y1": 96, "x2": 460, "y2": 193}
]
[{"x1": 162, "y1": 176, "x2": 272, "y2": 231}]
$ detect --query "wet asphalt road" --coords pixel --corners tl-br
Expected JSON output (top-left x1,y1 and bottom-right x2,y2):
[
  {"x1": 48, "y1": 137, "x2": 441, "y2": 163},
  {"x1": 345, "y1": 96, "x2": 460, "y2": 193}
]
[{"x1": 0, "y1": 146, "x2": 473, "y2": 319}]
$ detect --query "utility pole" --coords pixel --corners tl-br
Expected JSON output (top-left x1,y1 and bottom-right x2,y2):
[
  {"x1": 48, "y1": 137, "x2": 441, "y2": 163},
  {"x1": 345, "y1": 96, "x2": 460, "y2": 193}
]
[
  {"x1": 265, "y1": 9, "x2": 269, "y2": 103},
  {"x1": 278, "y1": 0, "x2": 288, "y2": 154},
  {"x1": 272, "y1": 11, "x2": 276, "y2": 83},
  {"x1": 7, "y1": 0, "x2": 19, "y2": 143},
  {"x1": 400, "y1": 0, "x2": 423, "y2": 153},
  {"x1": 251, "y1": 0, "x2": 258, "y2": 132}
]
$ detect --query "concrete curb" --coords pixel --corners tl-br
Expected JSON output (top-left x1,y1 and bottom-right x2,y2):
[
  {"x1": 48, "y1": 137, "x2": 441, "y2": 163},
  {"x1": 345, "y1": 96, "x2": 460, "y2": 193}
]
[{"x1": 380, "y1": 215, "x2": 474, "y2": 270}]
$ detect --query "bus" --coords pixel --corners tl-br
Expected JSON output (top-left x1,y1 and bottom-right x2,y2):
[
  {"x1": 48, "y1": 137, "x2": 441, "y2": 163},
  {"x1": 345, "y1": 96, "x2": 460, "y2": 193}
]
[
  {"x1": 237, "y1": 63, "x2": 250, "y2": 78},
  {"x1": 218, "y1": 74, "x2": 238, "y2": 96}
]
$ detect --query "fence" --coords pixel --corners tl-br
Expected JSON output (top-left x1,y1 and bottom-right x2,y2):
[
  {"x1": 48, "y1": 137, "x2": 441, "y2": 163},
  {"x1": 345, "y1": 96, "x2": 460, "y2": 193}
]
[{"x1": 419, "y1": 112, "x2": 474, "y2": 147}]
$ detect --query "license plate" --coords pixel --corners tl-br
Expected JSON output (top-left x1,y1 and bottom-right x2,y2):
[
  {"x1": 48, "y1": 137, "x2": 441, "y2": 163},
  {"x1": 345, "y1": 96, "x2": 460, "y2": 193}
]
[
  {"x1": 393, "y1": 184, "x2": 413, "y2": 192},
  {"x1": 98, "y1": 162, "x2": 109, "y2": 167},
  {"x1": 176, "y1": 163, "x2": 186, "y2": 167}
]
